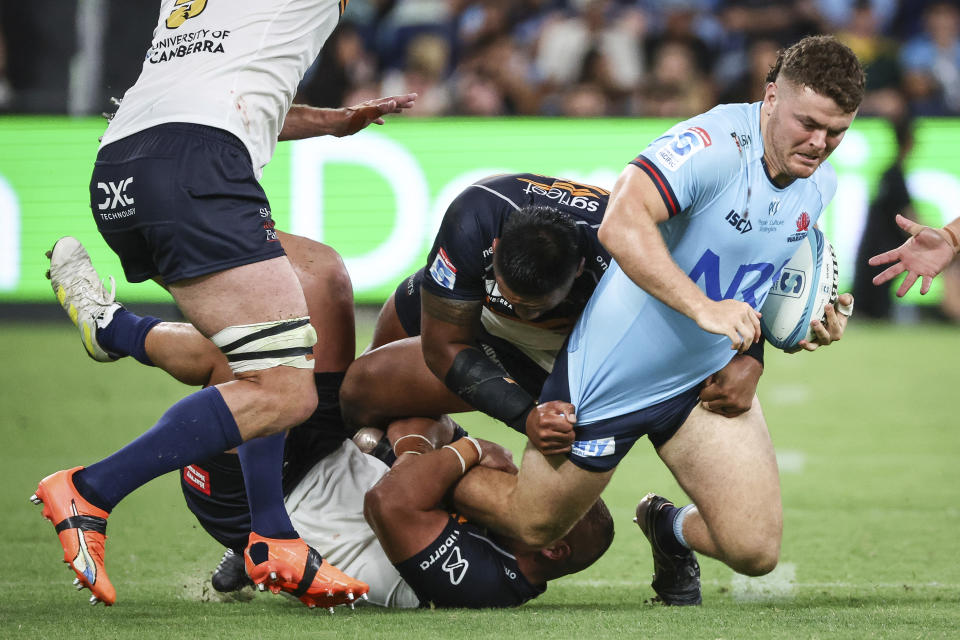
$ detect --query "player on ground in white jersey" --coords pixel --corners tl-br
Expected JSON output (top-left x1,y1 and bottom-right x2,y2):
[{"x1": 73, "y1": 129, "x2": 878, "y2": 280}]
[
  {"x1": 447, "y1": 35, "x2": 859, "y2": 605},
  {"x1": 48, "y1": 233, "x2": 613, "y2": 609},
  {"x1": 33, "y1": 0, "x2": 414, "y2": 607}
]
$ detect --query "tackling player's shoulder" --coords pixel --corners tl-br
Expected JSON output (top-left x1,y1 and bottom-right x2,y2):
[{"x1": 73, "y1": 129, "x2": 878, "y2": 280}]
[{"x1": 458, "y1": 172, "x2": 609, "y2": 230}]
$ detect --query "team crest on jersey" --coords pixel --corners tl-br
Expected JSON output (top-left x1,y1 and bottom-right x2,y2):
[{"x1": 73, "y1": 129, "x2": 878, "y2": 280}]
[
  {"x1": 656, "y1": 126, "x2": 712, "y2": 171},
  {"x1": 166, "y1": 0, "x2": 208, "y2": 29},
  {"x1": 572, "y1": 437, "x2": 615, "y2": 458},
  {"x1": 787, "y1": 212, "x2": 811, "y2": 243},
  {"x1": 429, "y1": 247, "x2": 458, "y2": 289}
]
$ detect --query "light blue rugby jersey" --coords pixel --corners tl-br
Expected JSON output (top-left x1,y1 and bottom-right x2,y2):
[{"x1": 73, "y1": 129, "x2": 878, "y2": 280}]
[{"x1": 564, "y1": 101, "x2": 837, "y2": 424}]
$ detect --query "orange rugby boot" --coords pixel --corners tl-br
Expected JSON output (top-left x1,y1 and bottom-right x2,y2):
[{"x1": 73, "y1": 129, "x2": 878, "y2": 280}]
[
  {"x1": 30, "y1": 467, "x2": 116, "y2": 605},
  {"x1": 243, "y1": 533, "x2": 369, "y2": 610}
]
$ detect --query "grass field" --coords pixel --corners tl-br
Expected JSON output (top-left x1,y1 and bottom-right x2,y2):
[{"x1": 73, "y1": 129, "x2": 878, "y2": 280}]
[{"x1": 1, "y1": 315, "x2": 958, "y2": 639}]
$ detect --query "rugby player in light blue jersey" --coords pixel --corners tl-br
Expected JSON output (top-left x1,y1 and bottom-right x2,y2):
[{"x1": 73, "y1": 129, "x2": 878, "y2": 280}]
[{"x1": 450, "y1": 35, "x2": 860, "y2": 605}]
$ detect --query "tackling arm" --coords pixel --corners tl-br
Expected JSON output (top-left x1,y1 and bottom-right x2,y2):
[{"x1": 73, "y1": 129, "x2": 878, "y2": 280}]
[
  {"x1": 420, "y1": 290, "x2": 575, "y2": 453},
  {"x1": 420, "y1": 289, "x2": 537, "y2": 433},
  {"x1": 363, "y1": 436, "x2": 487, "y2": 563}
]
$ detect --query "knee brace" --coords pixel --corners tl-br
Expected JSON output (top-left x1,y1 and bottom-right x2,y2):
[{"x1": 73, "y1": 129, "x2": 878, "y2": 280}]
[{"x1": 211, "y1": 317, "x2": 317, "y2": 374}]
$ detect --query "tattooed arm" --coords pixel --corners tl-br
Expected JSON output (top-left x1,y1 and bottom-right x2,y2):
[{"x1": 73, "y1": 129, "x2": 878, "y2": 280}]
[
  {"x1": 420, "y1": 288, "x2": 484, "y2": 383},
  {"x1": 420, "y1": 289, "x2": 573, "y2": 451}
]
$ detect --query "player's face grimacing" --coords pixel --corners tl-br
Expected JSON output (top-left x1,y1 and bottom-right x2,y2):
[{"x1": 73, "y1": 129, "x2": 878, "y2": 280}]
[
  {"x1": 762, "y1": 79, "x2": 856, "y2": 185},
  {"x1": 494, "y1": 271, "x2": 578, "y2": 321}
]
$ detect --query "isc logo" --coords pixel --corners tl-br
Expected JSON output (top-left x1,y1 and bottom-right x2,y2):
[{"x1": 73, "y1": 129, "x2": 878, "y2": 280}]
[
  {"x1": 725, "y1": 209, "x2": 752, "y2": 234},
  {"x1": 770, "y1": 268, "x2": 805, "y2": 299}
]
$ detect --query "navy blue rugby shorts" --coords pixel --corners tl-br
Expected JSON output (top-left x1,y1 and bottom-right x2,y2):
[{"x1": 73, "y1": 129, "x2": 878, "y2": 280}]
[
  {"x1": 541, "y1": 345, "x2": 701, "y2": 472},
  {"x1": 393, "y1": 268, "x2": 549, "y2": 396},
  {"x1": 90, "y1": 123, "x2": 285, "y2": 284}
]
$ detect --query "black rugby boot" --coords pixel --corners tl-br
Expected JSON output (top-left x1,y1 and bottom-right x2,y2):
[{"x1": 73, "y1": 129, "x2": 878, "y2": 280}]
[
  {"x1": 634, "y1": 493, "x2": 702, "y2": 605},
  {"x1": 211, "y1": 548, "x2": 253, "y2": 593}
]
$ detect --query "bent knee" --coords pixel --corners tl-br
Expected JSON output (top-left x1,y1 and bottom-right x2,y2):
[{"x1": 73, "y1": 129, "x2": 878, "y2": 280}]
[
  {"x1": 340, "y1": 359, "x2": 386, "y2": 428},
  {"x1": 513, "y1": 517, "x2": 570, "y2": 548},
  {"x1": 244, "y1": 369, "x2": 318, "y2": 436},
  {"x1": 725, "y1": 541, "x2": 780, "y2": 577}
]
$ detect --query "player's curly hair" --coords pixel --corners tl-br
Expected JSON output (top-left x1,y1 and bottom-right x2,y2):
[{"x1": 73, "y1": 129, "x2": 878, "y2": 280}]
[
  {"x1": 494, "y1": 205, "x2": 581, "y2": 297},
  {"x1": 765, "y1": 35, "x2": 865, "y2": 113}
]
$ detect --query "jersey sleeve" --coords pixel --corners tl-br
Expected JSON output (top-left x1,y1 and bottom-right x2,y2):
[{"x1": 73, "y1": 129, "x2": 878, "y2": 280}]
[
  {"x1": 629, "y1": 112, "x2": 743, "y2": 218},
  {"x1": 421, "y1": 188, "x2": 496, "y2": 302},
  {"x1": 393, "y1": 517, "x2": 545, "y2": 608}
]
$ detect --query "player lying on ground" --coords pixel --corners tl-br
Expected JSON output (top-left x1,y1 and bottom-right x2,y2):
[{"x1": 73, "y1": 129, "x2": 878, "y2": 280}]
[
  {"x1": 442, "y1": 36, "x2": 858, "y2": 606},
  {"x1": 49, "y1": 232, "x2": 613, "y2": 608},
  {"x1": 338, "y1": 172, "x2": 769, "y2": 603},
  {"x1": 34, "y1": 0, "x2": 416, "y2": 608}
]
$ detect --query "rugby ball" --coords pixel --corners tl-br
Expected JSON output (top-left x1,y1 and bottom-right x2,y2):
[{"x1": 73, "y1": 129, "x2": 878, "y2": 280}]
[{"x1": 760, "y1": 227, "x2": 839, "y2": 351}]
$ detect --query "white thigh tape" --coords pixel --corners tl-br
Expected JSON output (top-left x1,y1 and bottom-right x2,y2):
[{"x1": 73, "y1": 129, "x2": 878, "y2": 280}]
[{"x1": 211, "y1": 317, "x2": 317, "y2": 373}]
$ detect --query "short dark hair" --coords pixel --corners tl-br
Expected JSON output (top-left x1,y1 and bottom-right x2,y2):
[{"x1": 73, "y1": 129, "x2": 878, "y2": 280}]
[
  {"x1": 493, "y1": 205, "x2": 581, "y2": 296},
  {"x1": 765, "y1": 35, "x2": 865, "y2": 113},
  {"x1": 564, "y1": 498, "x2": 615, "y2": 576}
]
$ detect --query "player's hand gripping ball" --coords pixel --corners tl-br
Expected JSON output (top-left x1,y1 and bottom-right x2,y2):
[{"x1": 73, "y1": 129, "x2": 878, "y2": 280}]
[{"x1": 760, "y1": 227, "x2": 839, "y2": 351}]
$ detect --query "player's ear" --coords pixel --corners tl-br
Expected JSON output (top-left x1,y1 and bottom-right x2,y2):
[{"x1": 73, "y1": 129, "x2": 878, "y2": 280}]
[
  {"x1": 763, "y1": 82, "x2": 778, "y2": 112},
  {"x1": 492, "y1": 237, "x2": 499, "y2": 253},
  {"x1": 541, "y1": 540, "x2": 571, "y2": 562},
  {"x1": 576, "y1": 257, "x2": 585, "y2": 277}
]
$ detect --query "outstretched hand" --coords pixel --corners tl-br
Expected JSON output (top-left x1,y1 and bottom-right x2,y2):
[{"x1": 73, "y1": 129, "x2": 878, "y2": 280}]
[
  {"x1": 524, "y1": 400, "x2": 576, "y2": 456},
  {"x1": 332, "y1": 93, "x2": 418, "y2": 137},
  {"x1": 869, "y1": 214, "x2": 957, "y2": 296}
]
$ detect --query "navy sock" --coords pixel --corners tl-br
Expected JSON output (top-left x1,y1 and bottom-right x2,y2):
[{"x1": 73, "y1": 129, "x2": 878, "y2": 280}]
[
  {"x1": 653, "y1": 503, "x2": 688, "y2": 555},
  {"x1": 237, "y1": 432, "x2": 298, "y2": 540},
  {"x1": 96, "y1": 308, "x2": 161, "y2": 366},
  {"x1": 73, "y1": 386, "x2": 243, "y2": 512}
]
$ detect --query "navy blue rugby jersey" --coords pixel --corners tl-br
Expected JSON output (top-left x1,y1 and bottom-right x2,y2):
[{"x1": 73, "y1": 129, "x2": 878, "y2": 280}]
[
  {"x1": 422, "y1": 173, "x2": 611, "y2": 371},
  {"x1": 394, "y1": 517, "x2": 545, "y2": 608}
]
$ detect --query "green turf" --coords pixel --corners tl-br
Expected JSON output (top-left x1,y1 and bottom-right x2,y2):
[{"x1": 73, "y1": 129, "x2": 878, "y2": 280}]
[{"x1": 1, "y1": 318, "x2": 958, "y2": 639}]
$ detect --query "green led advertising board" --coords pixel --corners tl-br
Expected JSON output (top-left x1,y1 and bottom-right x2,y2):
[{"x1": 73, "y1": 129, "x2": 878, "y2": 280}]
[{"x1": 0, "y1": 116, "x2": 954, "y2": 304}]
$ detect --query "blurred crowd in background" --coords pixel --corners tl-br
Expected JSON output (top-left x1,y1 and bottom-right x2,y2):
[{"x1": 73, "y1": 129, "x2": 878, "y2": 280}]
[
  {"x1": 2, "y1": 0, "x2": 960, "y2": 119},
  {"x1": 3, "y1": 0, "x2": 960, "y2": 321}
]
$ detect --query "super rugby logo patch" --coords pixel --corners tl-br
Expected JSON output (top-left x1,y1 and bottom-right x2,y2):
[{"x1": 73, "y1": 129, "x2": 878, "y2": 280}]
[
  {"x1": 656, "y1": 127, "x2": 712, "y2": 171},
  {"x1": 429, "y1": 247, "x2": 457, "y2": 290},
  {"x1": 572, "y1": 437, "x2": 615, "y2": 458}
]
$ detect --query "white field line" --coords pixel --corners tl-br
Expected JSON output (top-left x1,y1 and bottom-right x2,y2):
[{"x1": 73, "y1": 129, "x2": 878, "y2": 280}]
[
  {"x1": 765, "y1": 384, "x2": 811, "y2": 405},
  {"x1": 730, "y1": 562, "x2": 796, "y2": 601},
  {"x1": 776, "y1": 449, "x2": 806, "y2": 474}
]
